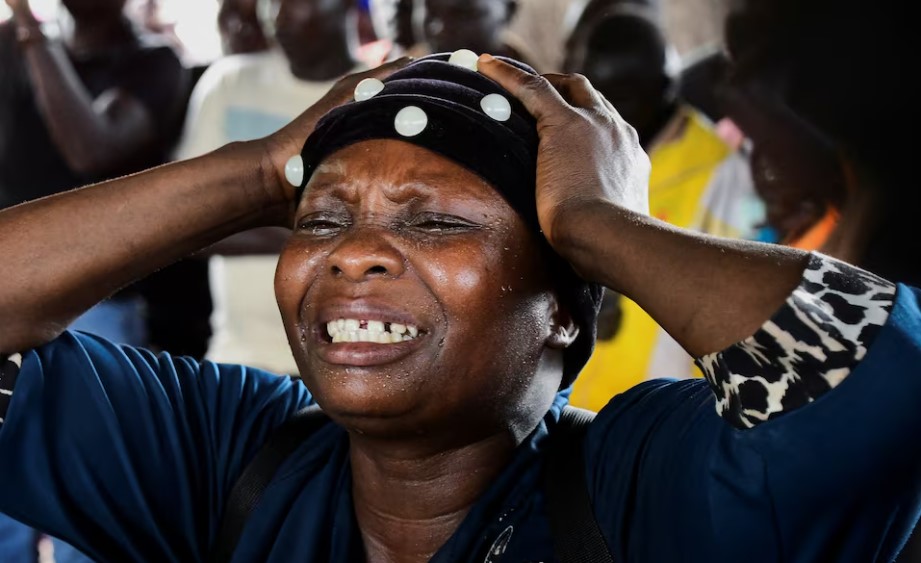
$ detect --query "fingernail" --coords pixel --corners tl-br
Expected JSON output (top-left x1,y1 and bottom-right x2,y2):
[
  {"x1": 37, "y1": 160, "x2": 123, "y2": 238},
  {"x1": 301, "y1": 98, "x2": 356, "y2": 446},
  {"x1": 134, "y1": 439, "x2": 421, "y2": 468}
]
[{"x1": 479, "y1": 53, "x2": 495, "y2": 63}]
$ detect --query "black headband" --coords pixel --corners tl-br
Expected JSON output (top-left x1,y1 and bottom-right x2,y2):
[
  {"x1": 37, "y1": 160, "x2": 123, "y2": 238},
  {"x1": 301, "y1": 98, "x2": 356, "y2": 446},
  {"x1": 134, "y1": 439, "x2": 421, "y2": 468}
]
[{"x1": 294, "y1": 53, "x2": 602, "y2": 387}]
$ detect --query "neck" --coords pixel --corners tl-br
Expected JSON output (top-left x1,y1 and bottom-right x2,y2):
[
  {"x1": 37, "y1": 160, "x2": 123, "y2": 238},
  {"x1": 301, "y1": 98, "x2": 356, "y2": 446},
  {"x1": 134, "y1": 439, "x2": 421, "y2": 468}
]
[
  {"x1": 349, "y1": 429, "x2": 517, "y2": 563},
  {"x1": 66, "y1": 15, "x2": 135, "y2": 54},
  {"x1": 290, "y1": 39, "x2": 356, "y2": 82}
]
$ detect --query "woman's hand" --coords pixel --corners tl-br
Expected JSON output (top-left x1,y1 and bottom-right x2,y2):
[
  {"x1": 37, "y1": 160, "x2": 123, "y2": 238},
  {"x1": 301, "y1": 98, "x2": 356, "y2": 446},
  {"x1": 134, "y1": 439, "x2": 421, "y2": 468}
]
[
  {"x1": 258, "y1": 58, "x2": 412, "y2": 208},
  {"x1": 480, "y1": 54, "x2": 808, "y2": 357},
  {"x1": 477, "y1": 55, "x2": 650, "y2": 252}
]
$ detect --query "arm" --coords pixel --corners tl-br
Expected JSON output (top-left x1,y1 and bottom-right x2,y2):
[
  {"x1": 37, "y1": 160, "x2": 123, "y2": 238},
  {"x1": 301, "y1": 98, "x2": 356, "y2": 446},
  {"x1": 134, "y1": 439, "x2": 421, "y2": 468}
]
[
  {"x1": 0, "y1": 59, "x2": 411, "y2": 354},
  {"x1": 6, "y1": 0, "x2": 178, "y2": 177},
  {"x1": 478, "y1": 56, "x2": 806, "y2": 358}
]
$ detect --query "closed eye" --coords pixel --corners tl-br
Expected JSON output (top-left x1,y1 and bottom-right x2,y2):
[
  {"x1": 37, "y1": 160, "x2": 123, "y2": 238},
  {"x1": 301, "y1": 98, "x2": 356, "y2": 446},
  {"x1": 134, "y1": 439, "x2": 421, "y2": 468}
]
[
  {"x1": 297, "y1": 215, "x2": 350, "y2": 236},
  {"x1": 407, "y1": 213, "x2": 480, "y2": 233}
]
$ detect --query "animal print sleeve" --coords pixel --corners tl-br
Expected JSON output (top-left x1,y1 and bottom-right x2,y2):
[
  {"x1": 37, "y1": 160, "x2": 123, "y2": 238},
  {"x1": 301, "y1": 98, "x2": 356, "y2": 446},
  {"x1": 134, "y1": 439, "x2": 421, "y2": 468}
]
[
  {"x1": 696, "y1": 254, "x2": 897, "y2": 429},
  {"x1": 0, "y1": 353, "x2": 21, "y2": 424}
]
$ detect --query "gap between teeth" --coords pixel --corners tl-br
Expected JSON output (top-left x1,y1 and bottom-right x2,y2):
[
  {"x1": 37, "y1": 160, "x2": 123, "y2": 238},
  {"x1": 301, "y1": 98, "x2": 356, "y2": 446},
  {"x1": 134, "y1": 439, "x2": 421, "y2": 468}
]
[{"x1": 327, "y1": 319, "x2": 419, "y2": 344}]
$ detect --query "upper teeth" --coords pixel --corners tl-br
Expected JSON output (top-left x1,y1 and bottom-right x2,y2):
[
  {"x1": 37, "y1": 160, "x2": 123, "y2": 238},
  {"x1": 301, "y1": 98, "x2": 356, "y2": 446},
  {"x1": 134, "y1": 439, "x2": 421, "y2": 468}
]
[{"x1": 326, "y1": 319, "x2": 420, "y2": 344}]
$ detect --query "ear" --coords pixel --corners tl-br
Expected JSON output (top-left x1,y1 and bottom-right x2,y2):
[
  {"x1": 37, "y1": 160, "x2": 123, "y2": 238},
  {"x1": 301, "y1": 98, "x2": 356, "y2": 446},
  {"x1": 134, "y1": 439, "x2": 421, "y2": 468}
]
[{"x1": 547, "y1": 299, "x2": 579, "y2": 350}]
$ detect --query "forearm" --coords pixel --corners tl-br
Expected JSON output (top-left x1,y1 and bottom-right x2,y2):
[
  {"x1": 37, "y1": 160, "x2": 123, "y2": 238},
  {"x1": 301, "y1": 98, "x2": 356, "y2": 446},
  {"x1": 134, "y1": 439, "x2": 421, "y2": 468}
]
[
  {"x1": 555, "y1": 200, "x2": 808, "y2": 357},
  {"x1": 20, "y1": 34, "x2": 148, "y2": 175},
  {"x1": 0, "y1": 141, "x2": 286, "y2": 352}
]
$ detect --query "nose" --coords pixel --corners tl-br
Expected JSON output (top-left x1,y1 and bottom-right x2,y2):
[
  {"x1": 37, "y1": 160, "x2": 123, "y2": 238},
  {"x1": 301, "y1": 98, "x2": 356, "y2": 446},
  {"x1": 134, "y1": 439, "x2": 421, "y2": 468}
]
[{"x1": 328, "y1": 227, "x2": 405, "y2": 282}]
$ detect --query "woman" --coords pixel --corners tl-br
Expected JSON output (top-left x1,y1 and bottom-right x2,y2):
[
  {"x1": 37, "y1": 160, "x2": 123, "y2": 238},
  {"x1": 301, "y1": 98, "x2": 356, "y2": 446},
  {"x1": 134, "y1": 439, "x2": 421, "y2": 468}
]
[{"x1": 0, "y1": 52, "x2": 918, "y2": 562}]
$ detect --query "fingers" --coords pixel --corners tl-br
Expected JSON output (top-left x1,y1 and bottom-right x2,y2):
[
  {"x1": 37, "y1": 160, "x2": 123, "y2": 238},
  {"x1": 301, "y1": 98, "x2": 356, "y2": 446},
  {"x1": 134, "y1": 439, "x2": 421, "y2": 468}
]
[
  {"x1": 544, "y1": 73, "x2": 598, "y2": 109},
  {"x1": 545, "y1": 73, "x2": 622, "y2": 120},
  {"x1": 477, "y1": 54, "x2": 571, "y2": 121}
]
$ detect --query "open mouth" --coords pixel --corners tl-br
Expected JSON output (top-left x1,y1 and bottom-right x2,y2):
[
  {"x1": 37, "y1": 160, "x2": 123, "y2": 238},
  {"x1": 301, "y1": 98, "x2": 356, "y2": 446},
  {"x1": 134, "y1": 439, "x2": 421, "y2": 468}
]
[{"x1": 325, "y1": 319, "x2": 422, "y2": 344}]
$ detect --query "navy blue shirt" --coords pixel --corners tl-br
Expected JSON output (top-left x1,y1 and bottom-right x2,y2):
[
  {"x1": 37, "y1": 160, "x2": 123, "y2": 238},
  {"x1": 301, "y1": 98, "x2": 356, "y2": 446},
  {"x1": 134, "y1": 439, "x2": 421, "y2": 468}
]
[{"x1": 1, "y1": 255, "x2": 920, "y2": 562}]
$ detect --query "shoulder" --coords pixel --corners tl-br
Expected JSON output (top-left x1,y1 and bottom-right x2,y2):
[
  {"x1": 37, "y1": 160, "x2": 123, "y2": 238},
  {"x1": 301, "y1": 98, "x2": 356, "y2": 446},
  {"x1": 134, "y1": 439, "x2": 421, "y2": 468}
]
[{"x1": 585, "y1": 378, "x2": 718, "y2": 457}]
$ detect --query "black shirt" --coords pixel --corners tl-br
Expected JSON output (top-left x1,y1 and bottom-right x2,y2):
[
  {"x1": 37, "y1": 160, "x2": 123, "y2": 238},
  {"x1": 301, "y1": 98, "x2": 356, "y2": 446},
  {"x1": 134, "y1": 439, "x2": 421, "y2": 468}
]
[{"x1": 0, "y1": 22, "x2": 188, "y2": 208}]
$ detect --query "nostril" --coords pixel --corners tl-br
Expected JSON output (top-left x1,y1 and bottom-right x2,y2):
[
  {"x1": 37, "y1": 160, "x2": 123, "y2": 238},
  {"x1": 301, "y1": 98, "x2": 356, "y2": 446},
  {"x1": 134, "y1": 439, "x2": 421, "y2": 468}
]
[{"x1": 367, "y1": 265, "x2": 388, "y2": 276}]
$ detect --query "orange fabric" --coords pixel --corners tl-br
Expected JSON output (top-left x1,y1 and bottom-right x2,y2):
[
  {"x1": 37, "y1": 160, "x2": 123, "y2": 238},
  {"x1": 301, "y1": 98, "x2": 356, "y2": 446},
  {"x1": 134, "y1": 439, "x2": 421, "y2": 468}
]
[{"x1": 789, "y1": 208, "x2": 840, "y2": 251}]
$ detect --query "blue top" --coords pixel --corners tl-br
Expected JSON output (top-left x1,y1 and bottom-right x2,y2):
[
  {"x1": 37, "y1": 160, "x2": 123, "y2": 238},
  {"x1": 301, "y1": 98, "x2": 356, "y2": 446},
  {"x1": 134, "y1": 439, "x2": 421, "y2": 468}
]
[{"x1": 0, "y1": 255, "x2": 919, "y2": 562}]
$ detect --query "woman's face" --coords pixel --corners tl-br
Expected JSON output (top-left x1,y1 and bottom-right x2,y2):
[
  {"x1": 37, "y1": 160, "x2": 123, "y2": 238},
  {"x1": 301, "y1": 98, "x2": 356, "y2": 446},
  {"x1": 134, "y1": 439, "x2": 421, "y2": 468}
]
[{"x1": 275, "y1": 140, "x2": 567, "y2": 441}]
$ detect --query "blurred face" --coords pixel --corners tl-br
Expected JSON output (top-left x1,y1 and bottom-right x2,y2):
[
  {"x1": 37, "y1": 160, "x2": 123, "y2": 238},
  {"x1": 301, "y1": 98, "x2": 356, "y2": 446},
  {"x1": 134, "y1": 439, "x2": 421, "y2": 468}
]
[
  {"x1": 720, "y1": 46, "x2": 845, "y2": 244},
  {"x1": 421, "y1": 0, "x2": 513, "y2": 55},
  {"x1": 564, "y1": 15, "x2": 673, "y2": 145},
  {"x1": 275, "y1": 140, "x2": 566, "y2": 440},
  {"x1": 62, "y1": 0, "x2": 126, "y2": 20},
  {"x1": 274, "y1": 0, "x2": 347, "y2": 73},
  {"x1": 219, "y1": 0, "x2": 269, "y2": 55},
  {"x1": 750, "y1": 147, "x2": 825, "y2": 242}
]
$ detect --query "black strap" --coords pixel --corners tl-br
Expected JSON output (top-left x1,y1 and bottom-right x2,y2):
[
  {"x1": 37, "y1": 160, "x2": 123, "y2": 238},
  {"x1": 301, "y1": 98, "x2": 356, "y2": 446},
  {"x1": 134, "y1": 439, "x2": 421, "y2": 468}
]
[
  {"x1": 543, "y1": 406, "x2": 615, "y2": 563},
  {"x1": 209, "y1": 406, "x2": 329, "y2": 563}
]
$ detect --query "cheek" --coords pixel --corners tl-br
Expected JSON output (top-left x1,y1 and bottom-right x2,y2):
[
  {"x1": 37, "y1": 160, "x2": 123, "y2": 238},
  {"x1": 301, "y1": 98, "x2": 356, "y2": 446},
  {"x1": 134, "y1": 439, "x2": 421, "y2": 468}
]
[
  {"x1": 275, "y1": 239, "x2": 328, "y2": 329},
  {"x1": 416, "y1": 231, "x2": 552, "y2": 352}
]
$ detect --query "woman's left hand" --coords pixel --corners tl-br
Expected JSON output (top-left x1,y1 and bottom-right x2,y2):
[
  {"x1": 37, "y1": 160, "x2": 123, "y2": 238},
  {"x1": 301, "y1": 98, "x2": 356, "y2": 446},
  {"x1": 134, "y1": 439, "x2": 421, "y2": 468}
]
[
  {"x1": 477, "y1": 55, "x2": 650, "y2": 254},
  {"x1": 479, "y1": 55, "x2": 810, "y2": 357}
]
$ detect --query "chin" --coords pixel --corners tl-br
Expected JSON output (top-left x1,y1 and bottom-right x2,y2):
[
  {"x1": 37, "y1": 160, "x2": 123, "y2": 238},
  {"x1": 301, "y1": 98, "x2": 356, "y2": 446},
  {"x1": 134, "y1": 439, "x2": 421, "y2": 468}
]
[{"x1": 303, "y1": 364, "x2": 430, "y2": 419}]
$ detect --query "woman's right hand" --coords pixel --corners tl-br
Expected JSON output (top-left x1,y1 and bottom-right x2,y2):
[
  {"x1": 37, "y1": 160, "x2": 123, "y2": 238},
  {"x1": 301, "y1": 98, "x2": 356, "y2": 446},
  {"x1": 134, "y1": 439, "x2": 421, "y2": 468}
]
[{"x1": 258, "y1": 58, "x2": 412, "y2": 212}]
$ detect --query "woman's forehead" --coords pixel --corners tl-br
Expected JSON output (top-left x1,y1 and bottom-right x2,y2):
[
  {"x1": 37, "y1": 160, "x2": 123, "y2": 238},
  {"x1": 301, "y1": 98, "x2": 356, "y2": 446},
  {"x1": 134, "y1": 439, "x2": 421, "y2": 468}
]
[{"x1": 304, "y1": 140, "x2": 507, "y2": 205}]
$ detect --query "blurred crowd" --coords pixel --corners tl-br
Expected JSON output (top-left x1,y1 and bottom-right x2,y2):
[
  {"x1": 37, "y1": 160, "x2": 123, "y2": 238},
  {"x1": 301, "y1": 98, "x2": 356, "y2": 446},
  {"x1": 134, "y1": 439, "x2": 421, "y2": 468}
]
[{"x1": 0, "y1": 0, "x2": 917, "y2": 560}]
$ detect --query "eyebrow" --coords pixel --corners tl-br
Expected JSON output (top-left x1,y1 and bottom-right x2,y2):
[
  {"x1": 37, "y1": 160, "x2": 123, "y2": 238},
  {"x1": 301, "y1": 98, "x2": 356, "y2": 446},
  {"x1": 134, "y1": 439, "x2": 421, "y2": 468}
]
[{"x1": 302, "y1": 179, "x2": 435, "y2": 207}]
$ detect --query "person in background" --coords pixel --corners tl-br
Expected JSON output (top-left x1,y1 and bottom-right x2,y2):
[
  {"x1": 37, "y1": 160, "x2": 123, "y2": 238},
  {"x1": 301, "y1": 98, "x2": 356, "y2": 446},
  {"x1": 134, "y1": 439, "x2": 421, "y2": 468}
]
[
  {"x1": 678, "y1": 46, "x2": 729, "y2": 124},
  {"x1": 174, "y1": 0, "x2": 362, "y2": 375},
  {"x1": 218, "y1": 0, "x2": 270, "y2": 55},
  {"x1": 128, "y1": 0, "x2": 276, "y2": 360},
  {"x1": 564, "y1": 3, "x2": 761, "y2": 409},
  {"x1": 562, "y1": 0, "x2": 658, "y2": 60},
  {"x1": 733, "y1": 92, "x2": 845, "y2": 250},
  {"x1": 368, "y1": 0, "x2": 417, "y2": 56},
  {"x1": 501, "y1": 0, "x2": 577, "y2": 73},
  {"x1": 0, "y1": 0, "x2": 187, "y2": 560},
  {"x1": 417, "y1": 0, "x2": 526, "y2": 62}
]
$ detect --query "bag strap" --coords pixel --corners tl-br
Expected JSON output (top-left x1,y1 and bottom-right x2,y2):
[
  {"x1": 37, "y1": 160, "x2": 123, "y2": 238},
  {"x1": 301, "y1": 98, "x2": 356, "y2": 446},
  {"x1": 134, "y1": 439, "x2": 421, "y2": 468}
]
[
  {"x1": 543, "y1": 405, "x2": 615, "y2": 563},
  {"x1": 209, "y1": 405, "x2": 329, "y2": 563}
]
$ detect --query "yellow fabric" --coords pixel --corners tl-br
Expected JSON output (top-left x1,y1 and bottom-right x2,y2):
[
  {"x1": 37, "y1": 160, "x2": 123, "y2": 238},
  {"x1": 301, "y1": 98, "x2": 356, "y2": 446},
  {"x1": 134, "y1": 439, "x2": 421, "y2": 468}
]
[{"x1": 570, "y1": 110, "x2": 739, "y2": 412}]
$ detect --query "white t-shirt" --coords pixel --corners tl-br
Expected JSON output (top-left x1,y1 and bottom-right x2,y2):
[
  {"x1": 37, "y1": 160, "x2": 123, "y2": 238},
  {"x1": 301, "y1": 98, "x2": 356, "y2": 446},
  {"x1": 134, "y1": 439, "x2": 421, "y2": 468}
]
[
  {"x1": 504, "y1": 0, "x2": 580, "y2": 73},
  {"x1": 175, "y1": 50, "x2": 352, "y2": 375}
]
